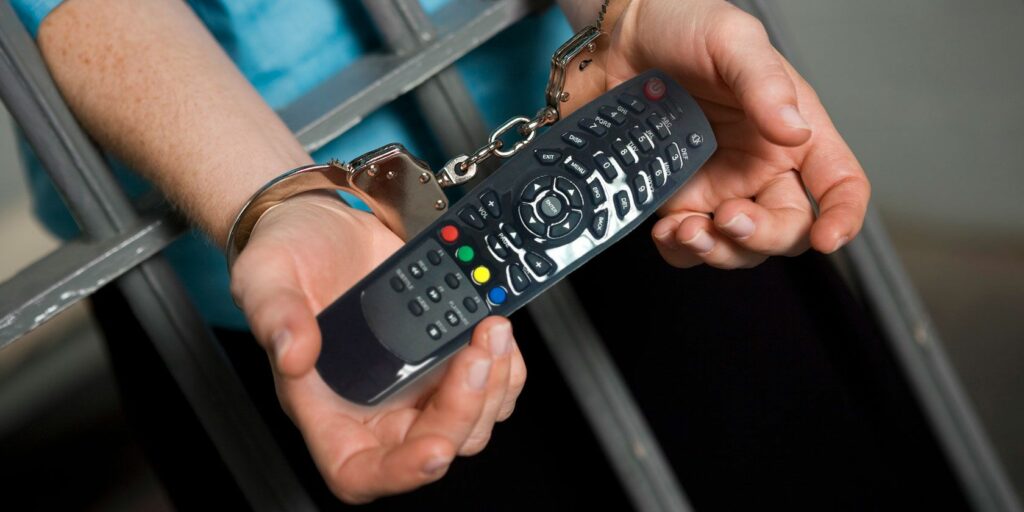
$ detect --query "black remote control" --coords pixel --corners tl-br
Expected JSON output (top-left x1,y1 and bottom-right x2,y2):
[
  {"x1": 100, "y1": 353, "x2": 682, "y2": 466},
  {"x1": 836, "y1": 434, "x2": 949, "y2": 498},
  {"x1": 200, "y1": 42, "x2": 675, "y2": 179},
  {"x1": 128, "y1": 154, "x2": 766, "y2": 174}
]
[{"x1": 316, "y1": 69, "x2": 717, "y2": 404}]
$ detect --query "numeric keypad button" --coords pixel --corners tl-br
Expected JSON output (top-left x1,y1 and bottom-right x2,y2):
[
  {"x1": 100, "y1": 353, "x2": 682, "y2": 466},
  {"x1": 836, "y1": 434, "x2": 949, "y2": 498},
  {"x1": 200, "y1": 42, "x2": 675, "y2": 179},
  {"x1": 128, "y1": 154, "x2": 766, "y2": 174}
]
[
  {"x1": 549, "y1": 210, "x2": 582, "y2": 239},
  {"x1": 524, "y1": 251, "x2": 554, "y2": 276},
  {"x1": 649, "y1": 160, "x2": 668, "y2": 188},
  {"x1": 589, "y1": 209, "x2": 608, "y2": 239},
  {"x1": 629, "y1": 127, "x2": 655, "y2": 153},
  {"x1": 508, "y1": 264, "x2": 531, "y2": 293},
  {"x1": 479, "y1": 190, "x2": 501, "y2": 218},
  {"x1": 666, "y1": 143, "x2": 683, "y2": 172},
  {"x1": 612, "y1": 137, "x2": 638, "y2": 166},
  {"x1": 646, "y1": 114, "x2": 670, "y2": 139},
  {"x1": 614, "y1": 191, "x2": 631, "y2": 219},
  {"x1": 598, "y1": 106, "x2": 626, "y2": 125},
  {"x1": 578, "y1": 117, "x2": 607, "y2": 136},
  {"x1": 519, "y1": 204, "x2": 546, "y2": 237},
  {"x1": 554, "y1": 178, "x2": 583, "y2": 208},
  {"x1": 632, "y1": 173, "x2": 652, "y2": 205},
  {"x1": 458, "y1": 206, "x2": 485, "y2": 229},
  {"x1": 618, "y1": 93, "x2": 647, "y2": 113},
  {"x1": 561, "y1": 131, "x2": 587, "y2": 148},
  {"x1": 594, "y1": 153, "x2": 617, "y2": 182}
]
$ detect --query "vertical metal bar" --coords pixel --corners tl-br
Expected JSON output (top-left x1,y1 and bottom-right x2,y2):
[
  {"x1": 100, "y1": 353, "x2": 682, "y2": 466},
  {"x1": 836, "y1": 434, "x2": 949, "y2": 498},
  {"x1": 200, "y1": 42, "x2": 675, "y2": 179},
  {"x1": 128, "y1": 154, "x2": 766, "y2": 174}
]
[
  {"x1": 363, "y1": 2, "x2": 692, "y2": 510},
  {"x1": 0, "y1": 5, "x2": 316, "y2": 510},
  {"x1": 739, "y1": 2, "x2": 1021, "y2": 510}
]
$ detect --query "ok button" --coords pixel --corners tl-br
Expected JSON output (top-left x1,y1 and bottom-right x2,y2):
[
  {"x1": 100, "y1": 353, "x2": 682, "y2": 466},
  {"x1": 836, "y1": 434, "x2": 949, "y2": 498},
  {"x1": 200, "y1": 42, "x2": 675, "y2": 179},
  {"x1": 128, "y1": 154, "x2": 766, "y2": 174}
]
[{"x1": 538, "y1": 194, "x2": 565, "y2": 220}]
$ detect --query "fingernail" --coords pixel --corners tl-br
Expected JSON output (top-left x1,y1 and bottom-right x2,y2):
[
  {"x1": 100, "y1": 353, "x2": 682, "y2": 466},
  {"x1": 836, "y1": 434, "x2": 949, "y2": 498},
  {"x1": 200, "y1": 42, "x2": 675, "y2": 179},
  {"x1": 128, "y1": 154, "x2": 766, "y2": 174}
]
[
  {"x1": 832, "y1": 235, "x2": 850, "y2": 253},
  {"x1": 271, "y1": 329, "x2": 291, "y2": 364},
  {"x1": 422, "y1": 456, "x2": 451, "y2": 475},
  {"x1": 488, "y1": 322, "x2": 511, "y2": 357},
  {"x1": 467, "y1": 359, "x2": 491, "y2": 390},
  {"x1": 653, "y1": 223, "x2": 676, "y2": 242},
  {"x1": 720, "y1": 213, "x2": 755, "y2": 239},
  {"x1": 779, "y1": 105, "x2": 810, "y2": 130},
  {"x1": 682, "y1": 230, "x2": 715, "y2": 254}
]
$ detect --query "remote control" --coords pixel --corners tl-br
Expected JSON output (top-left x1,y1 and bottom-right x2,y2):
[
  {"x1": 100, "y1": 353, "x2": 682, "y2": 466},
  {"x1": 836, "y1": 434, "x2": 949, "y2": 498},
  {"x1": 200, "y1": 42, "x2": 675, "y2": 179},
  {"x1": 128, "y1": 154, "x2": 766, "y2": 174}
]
[{"x1": 316, "y1": 69, "x2": 717, "y2": 404}]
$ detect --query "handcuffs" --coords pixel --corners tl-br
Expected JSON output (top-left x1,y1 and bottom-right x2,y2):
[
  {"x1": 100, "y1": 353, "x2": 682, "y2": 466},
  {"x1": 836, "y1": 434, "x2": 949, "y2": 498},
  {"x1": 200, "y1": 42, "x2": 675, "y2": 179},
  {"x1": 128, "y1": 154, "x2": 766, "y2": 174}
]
[{"x1": 226, "y1": 2, "x2": 626, "y2": 270}]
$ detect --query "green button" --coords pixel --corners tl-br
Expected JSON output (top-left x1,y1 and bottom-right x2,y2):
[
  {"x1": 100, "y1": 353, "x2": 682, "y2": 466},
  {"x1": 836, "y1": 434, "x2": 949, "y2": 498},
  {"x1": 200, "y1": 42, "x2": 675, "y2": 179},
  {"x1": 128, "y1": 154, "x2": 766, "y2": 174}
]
[{"x1": 455, "y1": 245, "x2": 475, "y2": 263}]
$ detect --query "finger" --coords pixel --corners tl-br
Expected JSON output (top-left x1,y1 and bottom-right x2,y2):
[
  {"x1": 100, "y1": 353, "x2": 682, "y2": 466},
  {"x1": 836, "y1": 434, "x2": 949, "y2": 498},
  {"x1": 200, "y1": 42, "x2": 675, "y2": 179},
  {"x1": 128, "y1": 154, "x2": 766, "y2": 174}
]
[
  {"x1": 403, "y1": 344, "x2": 492, "y2": 454},
  {"x1": 656, "y1": 212, "x2": 768, "y2": 269},
  {"x1": 231, "y1": 248, "x2": 320, "y2": 377},
  {"x1": 712, "y1": 173, "x2": 815, "y2": 256},
  {"x1": 652, "y1": 212, "x2": 708, "y2": 268},
  {"x1": 707, "y1": 8, "x2": 811, "y2": 146},
  {"x1": 497, "y1": 340, "x2": 527, "y2": 422},
  {"x1": 799, "y1": 127, "x2": 871, "y2": 253},
  {"x1": 330, "y1": 434, "x2": 455, "y2": 504},
  {"x1": 461, "y1": 317, "x2": 514, "y2": 456}
]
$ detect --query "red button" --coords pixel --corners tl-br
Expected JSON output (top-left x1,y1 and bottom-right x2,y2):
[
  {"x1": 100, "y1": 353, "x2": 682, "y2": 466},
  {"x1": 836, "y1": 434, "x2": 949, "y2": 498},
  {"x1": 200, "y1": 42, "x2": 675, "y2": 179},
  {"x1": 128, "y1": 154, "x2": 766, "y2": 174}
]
[
  {"x1": 440, "y1": 225, "x2": 459, "y2": 243},
  {"x1": 643, "y1": 77, "x2": 666, "y2": 101}
]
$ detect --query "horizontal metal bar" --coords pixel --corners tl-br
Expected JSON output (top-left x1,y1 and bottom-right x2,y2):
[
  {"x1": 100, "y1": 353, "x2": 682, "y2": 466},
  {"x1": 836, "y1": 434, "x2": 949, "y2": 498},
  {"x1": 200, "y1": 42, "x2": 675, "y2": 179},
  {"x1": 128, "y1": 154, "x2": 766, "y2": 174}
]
[
  {"x1": 0, "y1": 207, "x2": 185, "y2": 349},
  {"x1": 282, "y1": 0, "x2": 545, "y2": 152}
]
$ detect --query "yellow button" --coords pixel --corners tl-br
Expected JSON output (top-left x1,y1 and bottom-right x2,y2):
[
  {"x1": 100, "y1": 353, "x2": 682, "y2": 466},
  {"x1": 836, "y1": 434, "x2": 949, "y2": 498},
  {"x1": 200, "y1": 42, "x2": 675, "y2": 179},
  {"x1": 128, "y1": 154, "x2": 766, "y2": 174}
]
[{"x1": 471, "y1": 266, "x2": 491, "y2": 285}]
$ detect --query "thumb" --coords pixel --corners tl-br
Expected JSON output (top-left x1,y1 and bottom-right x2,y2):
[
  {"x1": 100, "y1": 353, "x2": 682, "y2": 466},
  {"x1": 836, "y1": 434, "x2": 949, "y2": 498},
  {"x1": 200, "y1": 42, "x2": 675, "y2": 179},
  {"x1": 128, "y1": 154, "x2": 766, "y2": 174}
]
[
  {"x1": 231, "y1": 251, "x2": 321, "y2": 378},
  {"x1": 707, "y1": 9, "x2": 811, "y2": 146}
]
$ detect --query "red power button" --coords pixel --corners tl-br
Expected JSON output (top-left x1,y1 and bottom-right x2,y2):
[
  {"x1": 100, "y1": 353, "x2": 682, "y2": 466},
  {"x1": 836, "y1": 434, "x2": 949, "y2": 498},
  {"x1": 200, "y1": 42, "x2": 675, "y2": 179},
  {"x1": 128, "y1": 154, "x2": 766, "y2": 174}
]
[
  {"x1": 440, "y1": 225, "x2": 459, "y2": 243},
  {"x1": 643, "y1": 77, "x2": 666, "y2": 101}
]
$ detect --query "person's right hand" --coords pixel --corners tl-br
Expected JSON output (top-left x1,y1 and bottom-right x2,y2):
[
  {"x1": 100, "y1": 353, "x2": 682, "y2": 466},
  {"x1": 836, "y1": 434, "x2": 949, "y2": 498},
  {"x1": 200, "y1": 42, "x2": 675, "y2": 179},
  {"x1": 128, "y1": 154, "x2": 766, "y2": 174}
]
[{"x1": 229, "y1": 193, "x2": 527, "y2": 504}]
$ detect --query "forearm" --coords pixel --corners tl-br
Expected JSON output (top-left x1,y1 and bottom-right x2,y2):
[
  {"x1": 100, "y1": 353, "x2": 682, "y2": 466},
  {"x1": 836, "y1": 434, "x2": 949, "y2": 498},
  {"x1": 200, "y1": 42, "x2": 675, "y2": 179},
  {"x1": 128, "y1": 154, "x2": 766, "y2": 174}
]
[{"x1": 37, "y1": 0, "x2": 312, "y2": 246}]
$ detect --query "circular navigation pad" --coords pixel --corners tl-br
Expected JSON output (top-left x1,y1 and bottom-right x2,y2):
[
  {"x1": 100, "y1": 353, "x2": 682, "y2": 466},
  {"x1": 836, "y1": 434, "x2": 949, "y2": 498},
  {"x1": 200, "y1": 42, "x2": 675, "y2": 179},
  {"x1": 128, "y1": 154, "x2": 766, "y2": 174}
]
[{"x1": 518, "y1": 176, "x2": 586, "y2": 240}]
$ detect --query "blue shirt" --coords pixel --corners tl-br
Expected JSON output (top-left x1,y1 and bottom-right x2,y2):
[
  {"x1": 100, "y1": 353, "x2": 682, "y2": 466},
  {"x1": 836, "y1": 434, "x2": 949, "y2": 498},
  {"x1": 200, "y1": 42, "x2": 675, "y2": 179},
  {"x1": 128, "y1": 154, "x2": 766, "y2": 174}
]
[{"x1": 13, "y1": 0, "x2": 573, "y2": 329}]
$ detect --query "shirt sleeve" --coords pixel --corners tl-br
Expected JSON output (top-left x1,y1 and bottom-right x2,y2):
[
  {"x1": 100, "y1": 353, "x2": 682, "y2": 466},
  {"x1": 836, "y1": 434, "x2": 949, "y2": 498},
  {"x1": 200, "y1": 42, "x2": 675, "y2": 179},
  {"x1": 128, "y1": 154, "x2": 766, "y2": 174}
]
[{"x1": 11, "y1": 0, "x2": 66, "y2": 38}]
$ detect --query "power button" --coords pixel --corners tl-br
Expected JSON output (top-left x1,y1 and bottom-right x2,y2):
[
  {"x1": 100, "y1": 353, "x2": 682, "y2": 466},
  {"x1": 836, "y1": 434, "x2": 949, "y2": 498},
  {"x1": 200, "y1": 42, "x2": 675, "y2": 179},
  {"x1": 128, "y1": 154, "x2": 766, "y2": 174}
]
[{"x1": 643, "y1": 77, "x2": 666, "y2": 101}]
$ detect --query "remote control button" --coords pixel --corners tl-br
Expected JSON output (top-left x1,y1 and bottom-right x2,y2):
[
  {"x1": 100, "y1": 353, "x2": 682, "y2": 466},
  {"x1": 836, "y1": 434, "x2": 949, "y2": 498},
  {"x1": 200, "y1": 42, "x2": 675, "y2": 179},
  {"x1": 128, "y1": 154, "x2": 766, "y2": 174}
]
[
  {"x1": 471, "y1": 266, "x2": 491, "y2": 285},
  {"x1": 649, "y1": 159, "x2": 668, "y2": 188},
  {"x1": 534, "y1": 149, "x2": 562, "y2": 165},
  {"x1": 549, "y1": 210, "x2": 582, "y2": 239},
  {"x1": 479, "y1": 190, "x2": 501, "y2": 218},
  {"x1": 612, "y1": 137, "x2": 638, "y2": 166},
  {"x1": 524, "y1": 251, "x2": 554, "y2": 276},
  {"x1": 408, "y1": 300, "x2": 424, "y2": 316},
  {"x1": 632, "y1": 173, "x2": 652, "y2": 205},
  {"x1": 688, "y1": 133, "x2": 704, "y2": 148},
  {"x1": 618, "y1": 93, "x2": 647, "y2": 113},
  {"x1": 445, "y1": 272, "x2": 460, "y2": 289},
  {"x1": 563, "y1": 158, "x2": 590, "y2": 178},
  {"x1": 408, "y1": 263, "x2": 424, "y2": 279},
  {"x1": 522, "y1": 176, "x2": 553, "y2": 202},
  {"x1": 538, "y1": 194, "x2": 565, "y2": 220},
  {"x1": 519, "y1": 204, "x2": 546, "y2": 237},
  {"x1": 487, "y1": 286, "x2": 508, "y2": 305},
  {"x1": 614, "y1": 190, "x2": 631, "y2": 219},
  {"x1": 589, "y1": 209, "x2": 608, "y2": 239},
  {"x1": 666, "y1": 143, "x2": 683, "y2": 172},
  {"x1": 427, "y1": 324, "x2": 443, "y2": 340},
  {"x1": 578, "y1": 117, "x2": 607, "y2": 137},
  {"x1": 643, "y1": 77, "x2": 666, "y2": 101},
  {"x1": 427, "y1": 249, "x2": 443, "y2": 265},
  {"x1": 587, "y1": 180, "x2": 607, "y2": 205},
  {"x1": 485, "y1": 234, "x2": 509, "y2": 260},
  {"x1": 444, "y1": 310, "x2": 460, "y2": 326},
  {"x1": 508, "y1": 264, "x2": 531, "y2": 293},
  {"x1": 629, "y1": 127, "x2": 655, "y2": 153},
  {"x1": 426, "y1": 286, "x2": 442, "y2": 303},
  {"x1": 390, "y1": 276, "x2": 405, "y2": 292},
  {"x1": 594, "y1": 153, "x2": 617, "y2": 182},
  {"x1": 562, "y1": 131, "x2": 587, "y2": 148},
  {"x1": 598, "y1": 105, "x2": 626, "y2": 125},
  {"x1": 458, "y1": 206, "x2": 486, "y2": 230},
  {"x1": 440, "y1": 225, "x2": 459, "y2": 243},
  {"x1": 555, "y1": 177, "x2": 584, "y2": 208},
  {"x1": 646, "y1": 114, "x2": 670, "y2": 139},
  {"x1": 463, "y1": 296, "x2": 479, "y2": 313},
  {"x1": 455, "y1": 245, "x2": 475, "y2": 263},
  {"x1": 502, "y1": 223, "x2": 523, "y2": 247}
]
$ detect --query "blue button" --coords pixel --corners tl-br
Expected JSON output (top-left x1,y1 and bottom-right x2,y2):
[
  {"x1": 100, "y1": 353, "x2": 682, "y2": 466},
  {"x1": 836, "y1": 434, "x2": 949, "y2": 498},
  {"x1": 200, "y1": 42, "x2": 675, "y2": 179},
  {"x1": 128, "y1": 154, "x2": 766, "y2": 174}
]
[{"x1": 487, "y1": 286, "x2": 508, "y2": 305}]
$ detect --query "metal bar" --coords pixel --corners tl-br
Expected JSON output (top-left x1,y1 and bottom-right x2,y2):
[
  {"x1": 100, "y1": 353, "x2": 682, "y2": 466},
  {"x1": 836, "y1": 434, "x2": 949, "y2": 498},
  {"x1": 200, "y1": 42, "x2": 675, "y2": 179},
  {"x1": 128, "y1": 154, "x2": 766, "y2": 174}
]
[
  {"x1": 281, "y1": 0, "x2": 544, "y2": 152},
  {"x1": 741, "y1": 2, "x2": 1022, "y2": 510},
  {"x1": 368, "y1": 2, "x2": 692, "y2": 510},
  {"x1": 0, "y1": 206, "x2": 184, "y2": 348},
  {"x1": 362, "y1": 0, "x2": 490, "y2": 156},
  {"x1": 0, "y1": 5, "x2": 316, "y2": 510}
]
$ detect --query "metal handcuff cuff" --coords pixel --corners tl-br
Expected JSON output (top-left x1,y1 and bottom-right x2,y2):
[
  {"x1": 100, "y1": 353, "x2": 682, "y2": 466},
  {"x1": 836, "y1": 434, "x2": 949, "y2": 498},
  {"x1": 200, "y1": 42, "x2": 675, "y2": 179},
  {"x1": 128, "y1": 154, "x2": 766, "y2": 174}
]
[{"x1": 226, "y1": 6, "x2": 619, "y2": 269}]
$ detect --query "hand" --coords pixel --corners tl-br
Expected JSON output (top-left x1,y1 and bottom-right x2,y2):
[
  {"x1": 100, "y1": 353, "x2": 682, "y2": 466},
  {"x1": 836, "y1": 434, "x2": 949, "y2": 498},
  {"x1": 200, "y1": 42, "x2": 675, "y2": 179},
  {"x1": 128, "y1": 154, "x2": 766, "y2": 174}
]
[
  {"x1": 229, "y1": 193, "x2": 527, "y2": 503},
  {"x1": 565, "y1": 0, "x2": 870, "y2": 268}
]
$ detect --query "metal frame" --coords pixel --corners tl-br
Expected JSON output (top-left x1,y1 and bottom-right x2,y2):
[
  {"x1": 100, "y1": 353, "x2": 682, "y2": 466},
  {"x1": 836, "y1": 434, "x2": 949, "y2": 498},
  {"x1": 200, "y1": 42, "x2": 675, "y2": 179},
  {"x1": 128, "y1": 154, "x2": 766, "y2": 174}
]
[{"x1": 0, "y1": 0, "x2": 1019, "y2": 510}]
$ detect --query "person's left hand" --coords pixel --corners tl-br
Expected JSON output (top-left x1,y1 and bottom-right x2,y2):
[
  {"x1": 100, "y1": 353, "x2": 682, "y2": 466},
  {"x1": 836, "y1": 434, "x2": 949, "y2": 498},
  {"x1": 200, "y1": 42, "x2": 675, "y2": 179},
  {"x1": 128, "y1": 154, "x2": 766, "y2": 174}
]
[{"x1": 560, "y1": 0, "x2": 870, "y2": 268}]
